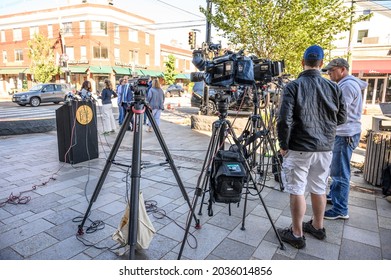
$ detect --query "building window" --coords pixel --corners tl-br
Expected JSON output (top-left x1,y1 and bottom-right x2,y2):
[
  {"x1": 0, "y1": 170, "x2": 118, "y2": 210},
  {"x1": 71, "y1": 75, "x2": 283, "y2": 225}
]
[
  {"x1": 80, "y1": 21, "x2": 85, "y2": 35},
  {"x1": 93, "y1": 46, "x2": 108, "y2": 59},
  {"x1": 15, "y1": 49, "x2": 23, "y2": 61},
  {"x1": 80, "y1": 46, "x2": 87, "y2": 59},
  {"x1": 92, "y1": 21, "x2": 107, "y2": 35},
  {"x1": 2, "y1": 50, "x2": 7, "y2": 62},
  {"x1": 1, "y1": 30, "x2": 5, "y2": 42},
  {"x1": 13, "y1": 28, "x2": 22, "y2": 41},
  {"x1": 114, "y1": 24, "x2": 119, "y2": 38},
  {"x1": 363, "y1": 9, "x2": 371, "y2": 16},
  {"x1": 114, "y1": 48, "x2": 120, "y2": 61},
  {"x1": 63, "y1": 22, "x2": 73, "y2": 36},
  {"x1": 30, "y1": 26, "x2": 39, "y2": 39},
  {"x1": 357, "y1": 30, "x2": 368, "y2": 43},
  {"x1": 145, "y1": 53, "x2": 150, "y2": 66},
  {"x1": 129, "y1": 50, "x2": 139, "y2": 65},
  {"x1": 65, "y1": 46, "x2": 74, "y2": 60},
  {"x1": 145, "y1": 33, "x2": 150, "y2": 45},
  {"x1": 48, "y1": 25, "x2": 53, "y2": 38},
  {"x1": 128, "y1": 28, "x2": 138, "y2": 42}
]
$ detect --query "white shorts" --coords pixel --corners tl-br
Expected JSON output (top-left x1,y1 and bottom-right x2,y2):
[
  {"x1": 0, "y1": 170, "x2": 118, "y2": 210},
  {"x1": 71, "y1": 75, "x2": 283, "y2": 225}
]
[{"x1": 281, "y1": 150, "x2": 332, "y2": 195}]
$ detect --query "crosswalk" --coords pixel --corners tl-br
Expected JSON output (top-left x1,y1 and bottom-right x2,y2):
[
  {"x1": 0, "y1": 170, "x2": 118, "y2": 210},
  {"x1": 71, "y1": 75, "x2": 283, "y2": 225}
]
[
  {"x1": 0, "y1": 96, "x2": 192, "y2": 121},
  {"x1": 0, "y1": 105, "x2": 61, "y2": 121}
]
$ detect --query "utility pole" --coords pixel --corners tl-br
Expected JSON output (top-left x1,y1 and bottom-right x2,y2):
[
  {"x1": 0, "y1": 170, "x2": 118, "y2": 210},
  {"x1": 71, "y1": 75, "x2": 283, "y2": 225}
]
[
  {"x1": 57, "y1": 0, "x2": 69, "y2": 83},
  {"x1": 347, "y1": 0, "x2": 354, "y2": 75},
  {"x1": 201, "y1": 0, "x2": 212, "y2": 115}
]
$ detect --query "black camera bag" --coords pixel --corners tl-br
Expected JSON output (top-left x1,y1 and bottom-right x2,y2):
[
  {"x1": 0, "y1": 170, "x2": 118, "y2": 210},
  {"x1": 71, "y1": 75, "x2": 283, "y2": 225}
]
[{"x1": 210, "y1": 150, "x2": 246, "y2": 204}]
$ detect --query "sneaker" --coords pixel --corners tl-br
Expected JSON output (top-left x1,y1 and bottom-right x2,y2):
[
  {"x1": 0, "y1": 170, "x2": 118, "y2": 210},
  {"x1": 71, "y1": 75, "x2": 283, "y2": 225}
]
[
  {"x1": 277, "y1": 227, "x2": 306, "y2": 249},
  {"x1": 386, "y1": 196, "x2": 391, "y2": 203},
  {"x1": 324, "y1": 209, "x2": 349, "y2": 220},
  {"x1": 303, "y1": 220, "x2": 326, "y2": 240}
]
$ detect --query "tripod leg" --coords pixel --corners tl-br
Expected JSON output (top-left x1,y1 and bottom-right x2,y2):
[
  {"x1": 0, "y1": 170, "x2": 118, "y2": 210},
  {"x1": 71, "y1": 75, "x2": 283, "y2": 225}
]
[
  {"x1": 128, "y1": 108, "x2": 144, "y2": 260},
  {"x1": 227, "y1": 120, "x2": 285, "y2": 249},
  {"x1": 256, "y1": 113, "x2": 284, "y2": 191},
  {"x1": 197, "y1": 121, "x2": 224, "y2": 216},
  {"x1": 178, "y1": 119, "x2": 226, "y2": 259},
  {"x1": 144, "y1": 108, "x2": 204, "y2": 259},
  {"x1": 77, "y1": 109, "x2": 133, "y2": 235},
  {"x1": 145, "y1": 109, "x2": 197, "y2": 220}
]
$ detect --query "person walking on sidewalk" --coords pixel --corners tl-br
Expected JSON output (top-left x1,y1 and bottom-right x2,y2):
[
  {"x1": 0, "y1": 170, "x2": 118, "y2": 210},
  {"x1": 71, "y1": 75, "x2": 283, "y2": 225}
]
[
  {"x1": 99, "y1": 79, "x2": 117, "y2": 135},
  {"x1": 146, "y1": 78, "x2": 165, "y2": 132},
  {"x1": 323, "y1": 58, "x2": 368, "y2": 220},
  {"x1": 116, "y1": 78, "x2": 126, "y2": 126},
  {"x1": 276, "y1": 45, "x2": 347, "y2": 249}
]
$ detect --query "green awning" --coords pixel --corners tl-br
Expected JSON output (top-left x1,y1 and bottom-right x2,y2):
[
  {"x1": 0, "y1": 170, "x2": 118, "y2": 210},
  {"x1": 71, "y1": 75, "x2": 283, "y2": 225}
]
[
  {"x1": 175, "y1": 73, "x2": 190, "y2": 80},
  {"x1": 113, "y1": 66, "x2": 131, "y2": 75},
  {"x1": 0, "y1": 68, "x2": 28, "y2": 74},
  {"x1": 141, "y1": 69, "x2": 163, "y2": 77},
  {"x1": 69, "y1": 66, "x2": 88, "y2": 73},
  {"x1": 132, "y1": 69, "x2": 144, "y2": 76},
  {"x1": 89, "y1": 66, "x2": 113, "y2": 74}
]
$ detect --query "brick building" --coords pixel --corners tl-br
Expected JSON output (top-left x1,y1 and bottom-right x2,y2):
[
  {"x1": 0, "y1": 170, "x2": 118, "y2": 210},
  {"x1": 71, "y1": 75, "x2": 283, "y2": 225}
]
[{"x1": 0, "y1": 1, "x2": 195, "y2": 96}]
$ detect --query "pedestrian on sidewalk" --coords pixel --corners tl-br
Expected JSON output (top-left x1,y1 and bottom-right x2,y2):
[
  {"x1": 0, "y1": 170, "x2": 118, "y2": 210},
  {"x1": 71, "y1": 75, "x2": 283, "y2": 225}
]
[
  {"x1": 323, "y1": 58, "x2": 368, "y2": 220},
  {"x1": 98, "y1": 79, "x2": 117, "y2": 135},
  {"x1": 144, "y1": 76, "x2": 152, "y2": 125},
  {"x1": 276, "y1": 45, "x2": 347, "y2": 249},
  {"x1": 121, "y1": 76, "x2": 134, "y2": 131},
  {"x1": 146, "y1": 78, "x2": 165, "y2": 132},
  {"x1": 116, "y1": 78, "x2": 126, "y2": 126}
]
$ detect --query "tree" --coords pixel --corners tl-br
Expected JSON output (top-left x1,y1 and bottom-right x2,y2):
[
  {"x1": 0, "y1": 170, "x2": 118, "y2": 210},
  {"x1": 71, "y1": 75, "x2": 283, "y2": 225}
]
[
  {"x1": 163, "y1": 54, "x2": 176, "y2": 85},
  {"x1": 27, "y1": 33, "x2": 60, "y2": 83},
  {"x1": 201, "y1": 0, "x2": 372, "y2": 76}
]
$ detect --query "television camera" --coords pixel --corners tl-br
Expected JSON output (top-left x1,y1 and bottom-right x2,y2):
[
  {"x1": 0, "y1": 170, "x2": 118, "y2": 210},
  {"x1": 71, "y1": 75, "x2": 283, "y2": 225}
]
[
  {"x1": 190, "y1": 49, "x2": 285, "y2": 87},
  {"x1": 190, "y1": 49, "x2": 254, "y2": 88},
  {"x1": 251, "y1": 57, "x2": 285, "y2": 84},
  {"x1": 132, "y1": 76, "x2": 150, "y2": 97}
]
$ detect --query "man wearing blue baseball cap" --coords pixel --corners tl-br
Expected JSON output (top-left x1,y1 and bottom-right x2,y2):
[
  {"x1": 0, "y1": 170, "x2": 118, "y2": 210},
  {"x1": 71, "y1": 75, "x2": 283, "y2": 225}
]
[{"x1": 276, "y1": 45, "x2": 347, "y2": 249}]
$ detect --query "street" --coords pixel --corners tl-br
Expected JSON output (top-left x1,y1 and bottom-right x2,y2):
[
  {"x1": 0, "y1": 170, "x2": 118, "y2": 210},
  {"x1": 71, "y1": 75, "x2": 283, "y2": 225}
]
[{"x1": 0, "y1": 96, "x2": 199, "y2": 121}]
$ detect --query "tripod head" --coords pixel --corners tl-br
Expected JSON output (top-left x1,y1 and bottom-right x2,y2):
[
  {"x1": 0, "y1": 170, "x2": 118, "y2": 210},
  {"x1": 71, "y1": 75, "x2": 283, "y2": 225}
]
[{"x1": 214, "y1": 90, "x2": 231, "y2": 118}]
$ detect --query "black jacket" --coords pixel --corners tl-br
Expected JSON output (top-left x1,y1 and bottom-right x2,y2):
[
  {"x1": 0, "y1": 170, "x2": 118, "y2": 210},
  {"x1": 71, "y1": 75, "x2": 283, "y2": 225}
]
[{"x1": 277, "y1": 69, "x2": 346, "y2": 152}]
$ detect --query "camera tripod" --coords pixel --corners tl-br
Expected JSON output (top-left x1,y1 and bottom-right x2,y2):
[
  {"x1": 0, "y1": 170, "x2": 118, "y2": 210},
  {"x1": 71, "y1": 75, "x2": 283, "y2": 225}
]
[
  {"x1": 77, "y1": 94, "x2": 198, "y2": 260},
  {"x1": 178, "y1": 92, "x2": 285, "y2": 259},
  {"x1": 237, "y1": 84, "x2": 283, "y2": 191}
]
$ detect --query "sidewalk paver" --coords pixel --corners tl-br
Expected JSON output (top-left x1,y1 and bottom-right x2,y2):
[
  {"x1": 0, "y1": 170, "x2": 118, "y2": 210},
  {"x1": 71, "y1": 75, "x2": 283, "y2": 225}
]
[{"x1": 0, "y1": 107, "x2": 390, "y2": 260}]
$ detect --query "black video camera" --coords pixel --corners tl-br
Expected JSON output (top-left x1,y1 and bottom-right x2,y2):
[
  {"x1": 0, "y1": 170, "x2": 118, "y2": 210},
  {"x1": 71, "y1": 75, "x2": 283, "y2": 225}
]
[
  {"x1": 252, "y1": 57, "x2": 285, "y2": 84},
  {"x1": 190, "y1": 50, "x2": 254, "y2": 88},
  {"x1": 133, "y1": 76, "x2": 150, "y2": 96}
]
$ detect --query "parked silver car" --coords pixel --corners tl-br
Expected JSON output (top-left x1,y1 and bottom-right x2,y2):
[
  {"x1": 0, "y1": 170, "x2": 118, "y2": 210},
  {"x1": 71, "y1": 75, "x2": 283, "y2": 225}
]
[{"x1": 12, "y1": 83, "x2": 71, "y2": 107}]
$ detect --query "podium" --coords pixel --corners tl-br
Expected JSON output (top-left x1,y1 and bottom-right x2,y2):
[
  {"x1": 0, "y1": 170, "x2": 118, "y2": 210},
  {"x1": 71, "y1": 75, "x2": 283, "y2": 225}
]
[{"x1": 56, "y1": 100, "x2": 99, "y2": 164}]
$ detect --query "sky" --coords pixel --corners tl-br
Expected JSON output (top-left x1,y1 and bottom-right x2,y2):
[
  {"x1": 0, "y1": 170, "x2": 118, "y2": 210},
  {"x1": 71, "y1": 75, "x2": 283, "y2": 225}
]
[{"x1": 0, "y1": 0, "x2": 223, "y2": 48}]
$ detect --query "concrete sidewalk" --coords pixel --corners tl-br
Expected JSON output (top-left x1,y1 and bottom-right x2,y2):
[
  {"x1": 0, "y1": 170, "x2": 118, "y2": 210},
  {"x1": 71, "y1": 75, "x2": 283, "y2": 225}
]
[{"x1": 0, "y1": 109, "x2": 390, "y2": 260}]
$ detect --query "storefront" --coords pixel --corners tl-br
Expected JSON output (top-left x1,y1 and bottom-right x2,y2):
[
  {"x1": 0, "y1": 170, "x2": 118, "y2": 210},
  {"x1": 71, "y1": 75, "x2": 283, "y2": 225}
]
[
  {"x1": 0, "y1": 68, "x2": 30, "y2": 96},
  {"x1": 352, "y1": 60, "x2": 391, "y2": 105},
  {"x1": 88, "y1": 66, "x2": 112, "y2": 94}
]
